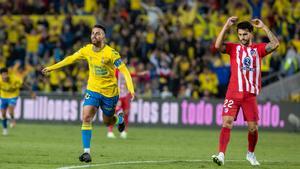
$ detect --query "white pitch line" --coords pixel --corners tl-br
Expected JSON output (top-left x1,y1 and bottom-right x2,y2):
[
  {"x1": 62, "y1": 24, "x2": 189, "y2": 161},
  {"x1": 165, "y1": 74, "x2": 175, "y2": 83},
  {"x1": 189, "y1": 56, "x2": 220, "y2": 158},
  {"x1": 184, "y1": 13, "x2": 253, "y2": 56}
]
[
  {"x1": 57, "y1": 160, "x2": 208, "y2": 169},
  {"x1": 57, "y1": 159, "x2": 283, "y2": 169}
]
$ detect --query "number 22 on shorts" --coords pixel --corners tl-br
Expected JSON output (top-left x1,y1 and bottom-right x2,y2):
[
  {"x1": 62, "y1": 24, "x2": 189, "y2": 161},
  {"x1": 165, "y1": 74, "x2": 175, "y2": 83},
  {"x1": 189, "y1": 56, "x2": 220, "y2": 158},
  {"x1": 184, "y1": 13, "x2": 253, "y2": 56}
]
[{"x1": 223, "y1": 99, "x2": 234, "y2": 113}]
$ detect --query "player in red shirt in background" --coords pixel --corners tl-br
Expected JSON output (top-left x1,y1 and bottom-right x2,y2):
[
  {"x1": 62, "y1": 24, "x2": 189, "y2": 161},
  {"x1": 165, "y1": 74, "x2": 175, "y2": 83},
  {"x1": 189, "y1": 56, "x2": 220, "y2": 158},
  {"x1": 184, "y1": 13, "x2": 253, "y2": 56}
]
[
  {"x1": 107, "y1": 68, "x2": 134, "y2": 139},
  {"x1": 107, "y1": 62, "x2": 149, "y2": 139},
  {"x1": 212, "y1": 16, "x2": 279, "y2": 166}
]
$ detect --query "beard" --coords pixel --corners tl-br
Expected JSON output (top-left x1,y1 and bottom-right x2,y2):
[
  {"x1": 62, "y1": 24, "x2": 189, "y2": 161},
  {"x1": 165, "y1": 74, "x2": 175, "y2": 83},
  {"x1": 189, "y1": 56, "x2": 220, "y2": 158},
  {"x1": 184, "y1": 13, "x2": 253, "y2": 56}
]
[
  {"x1": 91, "y1": 38, "x2": 101, "y2": 46},
  {"x1": 240, "y1": 39, "x2": 250, "y2": 45}
]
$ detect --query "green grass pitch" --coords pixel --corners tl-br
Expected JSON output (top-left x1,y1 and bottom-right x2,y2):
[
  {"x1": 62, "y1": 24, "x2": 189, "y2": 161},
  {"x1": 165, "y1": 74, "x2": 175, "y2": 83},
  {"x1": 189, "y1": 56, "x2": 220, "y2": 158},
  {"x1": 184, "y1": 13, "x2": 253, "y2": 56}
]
[{"x1": 0, "y1": 123, "x2": 299, "y2": 169}]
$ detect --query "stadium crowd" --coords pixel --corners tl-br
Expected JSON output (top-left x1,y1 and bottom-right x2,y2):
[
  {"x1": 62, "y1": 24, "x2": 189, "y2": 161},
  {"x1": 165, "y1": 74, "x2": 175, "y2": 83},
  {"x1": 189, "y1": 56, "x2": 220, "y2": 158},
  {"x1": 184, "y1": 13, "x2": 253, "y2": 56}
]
[{"x1": 0, "y1": 0, "x2": 299, "y2": 99}]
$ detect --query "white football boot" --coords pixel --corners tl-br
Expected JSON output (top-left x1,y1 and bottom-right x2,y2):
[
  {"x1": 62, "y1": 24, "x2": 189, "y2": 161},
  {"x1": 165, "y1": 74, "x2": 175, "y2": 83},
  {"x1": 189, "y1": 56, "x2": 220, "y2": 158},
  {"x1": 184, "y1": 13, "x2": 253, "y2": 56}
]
[
  {"x1": 2, "y1": 129, "x2": 8, "y2": 136},
  {"x1": 212, "y1": 152, "x2": 225, "y2": 166},
  {"x1": 120, "y1": 131, "x2": 127, "y2": 139},
  {"x1": 107, "y1": 132, "x2": 116, "y2": 139},
  {"x1": 246, "y1": 151, "x2": 260, "y2": 166}
]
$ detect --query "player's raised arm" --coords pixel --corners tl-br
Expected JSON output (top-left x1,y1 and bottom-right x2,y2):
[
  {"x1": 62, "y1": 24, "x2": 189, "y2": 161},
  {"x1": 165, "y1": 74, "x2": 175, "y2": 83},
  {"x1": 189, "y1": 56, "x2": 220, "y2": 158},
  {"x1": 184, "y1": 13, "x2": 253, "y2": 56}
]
[
  {"x1": 13, "y1": 78, "x2": 23, "y2": 89},
  {"x1": 215, "y1": 16, "x2": 238, "y2": 53},
  {"x1": 42, "y1": 48, "x2": 85, "y2": 74},
  {"x1": 251, "y1": 19, "x2": 279, "y2": 54}
]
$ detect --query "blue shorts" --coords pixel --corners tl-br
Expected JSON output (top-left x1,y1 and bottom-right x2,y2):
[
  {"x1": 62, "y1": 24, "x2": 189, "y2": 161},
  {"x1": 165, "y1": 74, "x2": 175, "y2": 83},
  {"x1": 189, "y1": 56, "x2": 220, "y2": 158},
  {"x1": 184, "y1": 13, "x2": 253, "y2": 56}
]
[
  {"x1": 0, "y1": 97, "x2": 18, "y2": 109},
  {"x1": 83, "y1": 90, "x2": 119, "y2": 117}
]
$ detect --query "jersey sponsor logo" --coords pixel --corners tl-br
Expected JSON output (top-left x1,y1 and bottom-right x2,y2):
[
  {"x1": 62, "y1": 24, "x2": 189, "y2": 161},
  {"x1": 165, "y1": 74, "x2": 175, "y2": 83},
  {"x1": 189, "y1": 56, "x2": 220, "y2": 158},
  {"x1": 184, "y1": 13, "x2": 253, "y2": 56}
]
[
  {"x1": 243, "y1": 56, "x2": 251, "y2": 67},
  {"x1": 242, "y1": 56, "x2": 255, "y2": 72},
  {"x1": 95, "y1": 66, "x2": 108, "y2": 76}
]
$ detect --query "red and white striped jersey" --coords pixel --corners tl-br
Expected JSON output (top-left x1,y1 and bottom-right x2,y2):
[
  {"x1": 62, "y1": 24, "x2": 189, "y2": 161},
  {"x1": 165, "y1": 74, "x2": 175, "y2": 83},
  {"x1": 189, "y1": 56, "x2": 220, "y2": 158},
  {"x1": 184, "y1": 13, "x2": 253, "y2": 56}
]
[{"x1": 225, "y1": 42, "x2": 268, "y2": 96}]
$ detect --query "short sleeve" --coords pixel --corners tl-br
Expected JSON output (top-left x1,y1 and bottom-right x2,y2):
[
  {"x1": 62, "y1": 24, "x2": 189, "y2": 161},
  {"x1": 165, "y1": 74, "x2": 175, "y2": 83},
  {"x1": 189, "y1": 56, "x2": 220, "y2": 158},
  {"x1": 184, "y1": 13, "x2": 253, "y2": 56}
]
[
  {"x1": 225, "y1": 42, "x2": 235, "y2": 54},
  {"x1": 257, "y1": 43, "x2": 268, "y2": 58},
  {"x1": 47, "y1": 46, "x2": 86, "y2": 71}
]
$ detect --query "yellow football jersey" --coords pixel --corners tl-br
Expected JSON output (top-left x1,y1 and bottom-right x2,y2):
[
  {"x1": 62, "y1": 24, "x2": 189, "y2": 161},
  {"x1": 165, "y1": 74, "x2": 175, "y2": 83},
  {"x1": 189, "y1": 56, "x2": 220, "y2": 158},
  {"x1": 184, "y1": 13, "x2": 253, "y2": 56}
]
[
  {"x1": 0, "y1": 75, "x2": 23, "y2": 98},
  {"x1": 47, "y1": 44, "x2": 134, "y2": 97}
]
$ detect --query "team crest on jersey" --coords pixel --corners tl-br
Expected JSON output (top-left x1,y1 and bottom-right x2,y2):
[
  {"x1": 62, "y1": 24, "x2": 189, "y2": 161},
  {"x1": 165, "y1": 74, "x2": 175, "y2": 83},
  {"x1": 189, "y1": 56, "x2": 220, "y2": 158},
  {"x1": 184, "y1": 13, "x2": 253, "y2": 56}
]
[
  {"x1": 100, "y1": 57, "x2": 109, "y2": 64},
  {"x1": 250, "y1": 49, "x2": 258, "y2": 58}
]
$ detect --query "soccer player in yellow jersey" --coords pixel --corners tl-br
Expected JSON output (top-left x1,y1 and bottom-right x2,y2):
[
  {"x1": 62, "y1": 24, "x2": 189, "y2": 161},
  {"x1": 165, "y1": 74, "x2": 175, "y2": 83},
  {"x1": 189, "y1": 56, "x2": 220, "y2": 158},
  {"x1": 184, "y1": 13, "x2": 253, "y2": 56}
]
[
  {"x1": 42, "y1": 25, "x2": 135, "y2": 163},
  {"x1": 0, "y1": 68, "x2": 22, "y2": 135}
]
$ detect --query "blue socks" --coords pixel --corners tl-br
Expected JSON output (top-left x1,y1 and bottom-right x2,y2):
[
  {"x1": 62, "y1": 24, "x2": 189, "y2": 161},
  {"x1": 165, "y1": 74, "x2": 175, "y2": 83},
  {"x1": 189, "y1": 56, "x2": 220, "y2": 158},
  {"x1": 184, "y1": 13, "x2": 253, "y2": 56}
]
[
  {"x1": 115, "y1": 114, "x2": 124, "y2": 125},
  {"x1": 2, "y1": 118, "x2": 7, "y2": 129},
  {"x1": 81, "y1": 123, "x2": 92, "y2": 153},
  {"x1": 81, "y1": 130, "x2": 92, "y2": 150}
]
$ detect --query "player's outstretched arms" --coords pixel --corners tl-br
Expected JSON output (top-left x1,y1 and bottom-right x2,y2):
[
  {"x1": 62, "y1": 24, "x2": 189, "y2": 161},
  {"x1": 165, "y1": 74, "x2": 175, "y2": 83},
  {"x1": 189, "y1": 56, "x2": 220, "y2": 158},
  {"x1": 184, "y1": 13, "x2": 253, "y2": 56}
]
[
  {"x1": 215, "y1": 16, "x2": 238, "y2": 53},
  {"x1": 41, "y1": 49, "x2": 85, "y2": 75},
  {"x1": 41, "y1": 67, "x2": 51, "y2": 75},
  {"x1": 42, "y1": 55, "x2": 80, "y2": 75},
  {"x1": 251, "y1": 19, "x2": 279, "y2": 53}
]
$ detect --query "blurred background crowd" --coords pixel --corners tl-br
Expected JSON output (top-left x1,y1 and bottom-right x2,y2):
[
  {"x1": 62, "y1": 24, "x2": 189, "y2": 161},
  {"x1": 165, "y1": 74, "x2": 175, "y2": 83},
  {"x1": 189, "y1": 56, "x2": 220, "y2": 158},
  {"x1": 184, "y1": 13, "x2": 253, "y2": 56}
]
[{"x1": 0, "y1": 0, "x2": 299, "y2": 101}]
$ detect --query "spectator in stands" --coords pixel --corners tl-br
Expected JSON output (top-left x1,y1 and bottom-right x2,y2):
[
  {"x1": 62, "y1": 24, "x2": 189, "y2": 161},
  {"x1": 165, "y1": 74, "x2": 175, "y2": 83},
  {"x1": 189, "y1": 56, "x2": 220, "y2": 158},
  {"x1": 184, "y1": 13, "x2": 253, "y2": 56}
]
[
  {"x1": 247, "y1": 0, "x2": 263, "y2": 19},
  {"x1": 0, "y1": 0, "x2": 298, "y2": 99},
  {"x1": 283, "y1": 43, "x2": 299, "y2": 76},
  {"x1": 199, "y1": 67, "x2": 219, "y2": 98},
  {"x1": 161, "y1": 86, "x2": 173, "y2": 99}
]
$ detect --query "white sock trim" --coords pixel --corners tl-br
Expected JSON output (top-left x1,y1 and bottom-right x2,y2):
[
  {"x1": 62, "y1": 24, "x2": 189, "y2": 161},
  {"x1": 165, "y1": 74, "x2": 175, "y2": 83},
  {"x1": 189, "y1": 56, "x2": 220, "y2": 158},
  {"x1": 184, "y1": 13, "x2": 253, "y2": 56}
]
[{"x1": 84, "y1": 148, "x2": 90, "y2": 153}]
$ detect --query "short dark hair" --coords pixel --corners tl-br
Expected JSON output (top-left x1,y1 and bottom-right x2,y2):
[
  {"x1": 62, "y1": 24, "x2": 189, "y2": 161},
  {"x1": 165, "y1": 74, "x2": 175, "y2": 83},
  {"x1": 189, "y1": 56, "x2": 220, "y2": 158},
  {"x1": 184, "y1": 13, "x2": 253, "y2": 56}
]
[
  {"x1": 237, "y1": 21, "x2": 253, "y2": 32},
  {"x1": 93, "y1": 24, "x2": 106, "y2": 33},
  {"x1": 0, "y1": 68, "x2": 8, "y2": 73}
]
